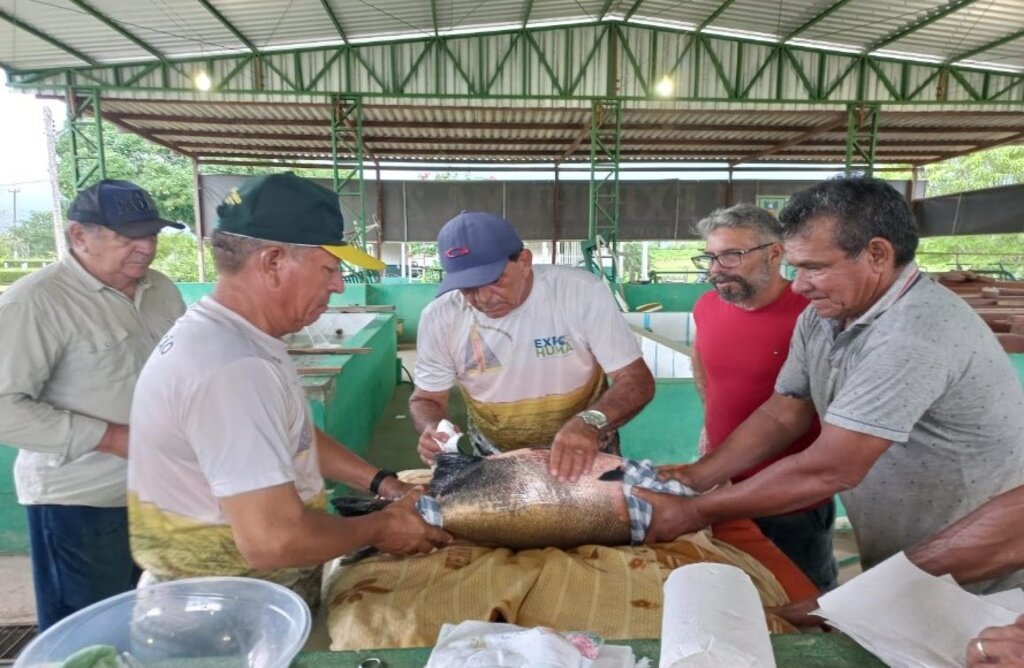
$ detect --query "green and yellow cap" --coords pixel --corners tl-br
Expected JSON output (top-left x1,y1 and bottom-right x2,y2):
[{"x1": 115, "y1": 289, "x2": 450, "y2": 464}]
[{"x1": 215, "y1": 172, "x2": 384, "y2": 271}]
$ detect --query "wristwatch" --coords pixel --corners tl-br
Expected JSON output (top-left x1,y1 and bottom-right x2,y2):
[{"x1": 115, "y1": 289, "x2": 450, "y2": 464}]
[{"x1": 576, "y1": 409, "x2": 608, "y2": 432}]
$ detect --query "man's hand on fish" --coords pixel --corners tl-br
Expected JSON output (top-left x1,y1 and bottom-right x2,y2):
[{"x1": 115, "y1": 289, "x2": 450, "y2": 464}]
[
  {"x1": 655, "y1": 463, "x2": 709, "y2": 493},
  {"x1": 376, "y1": 476, "x2": 414, "y2": 501},
  {"x1": 633, "y1": 487, "x2": 708, "y2": 543},
  {"x1": 417, "y1": 421, "x2": 461, "y2": 465},
  {"x1": 549, "y1": 417, "x2": 600, "y2": 482},
  {"x1": 372, "y1": 487, "x2": 453, "y2": 555}
]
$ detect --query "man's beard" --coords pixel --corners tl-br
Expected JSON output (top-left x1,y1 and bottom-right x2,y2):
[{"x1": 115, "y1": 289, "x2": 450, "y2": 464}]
[{"x1": 711, "y1": 273, "x2": 756, "y2": 303}]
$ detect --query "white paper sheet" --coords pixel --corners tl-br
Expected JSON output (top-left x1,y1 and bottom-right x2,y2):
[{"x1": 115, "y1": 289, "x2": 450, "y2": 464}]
[
  {"x1": 816, "y1": 552, "x2": 1020, "y2": 668},
  {"x1": 433, "y1": 419, "x2": 462, "y2": 455},
  {"x1": 659, "y1": 563, "x2": 775, "y2": 668}
]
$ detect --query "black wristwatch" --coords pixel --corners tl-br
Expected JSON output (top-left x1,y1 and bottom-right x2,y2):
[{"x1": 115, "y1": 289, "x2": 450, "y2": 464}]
[{"x1": 369, "y1": 468, "x2": 398, "y2": 496}]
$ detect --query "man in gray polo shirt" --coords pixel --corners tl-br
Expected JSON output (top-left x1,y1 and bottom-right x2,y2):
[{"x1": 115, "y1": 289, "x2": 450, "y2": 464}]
[
  {"x1": 0, "y1": 180, "x2": 186, "y2": 628},
  {"x1": 641, "y1": 176, "x2": 1024, "y2": 593}
]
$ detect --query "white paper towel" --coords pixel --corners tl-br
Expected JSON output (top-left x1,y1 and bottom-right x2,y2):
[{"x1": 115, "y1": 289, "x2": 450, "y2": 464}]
[
  {"x1": 433, "y1": 419, "x2": 462, "y2": 455},
  {"x1": 659, "y1": 563, "x2": 776, "y2": 668},
  {"x1": 816, "y1": 552, "x2": 1020, "y2": 668}
]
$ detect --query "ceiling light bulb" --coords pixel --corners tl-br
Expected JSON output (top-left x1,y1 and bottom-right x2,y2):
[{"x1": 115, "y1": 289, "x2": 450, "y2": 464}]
[
  {"x1": 194, "y1": 70, "x2": 212, "y2": 92},
  {"x1": 655, "y1": 75, "x2": 673, "y2": 97}
]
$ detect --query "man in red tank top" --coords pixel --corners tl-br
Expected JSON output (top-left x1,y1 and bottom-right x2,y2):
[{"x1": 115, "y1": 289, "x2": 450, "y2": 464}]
[{"x1": 690, "y1": 203, "x2": 837, "y2": 591}]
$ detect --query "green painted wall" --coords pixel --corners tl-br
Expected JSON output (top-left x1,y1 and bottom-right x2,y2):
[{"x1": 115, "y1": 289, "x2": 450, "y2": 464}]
[
  {"x1": 623, "y1": 283, "x2": 712, "y2": 312},
  {"x1": 366, "y1": 284, "x2": 439, "y2": 344},
  {"x1": 0, "y1": 446, "x2": 26, "y2": 553},
  {"x1": 175, "y1": 282, "x2": 368, "y2": 307},
  {"x1": 620, "y1": 378, "x2": 704, "y2": 466},
  {"x1": 1012, "y1": 354, "x2": 1024, "y2": 385}
]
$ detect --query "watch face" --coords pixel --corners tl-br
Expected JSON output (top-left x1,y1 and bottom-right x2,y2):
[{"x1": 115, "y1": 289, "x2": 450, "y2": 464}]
[{"x1": 579, "y1": 409, "x2": 608, "y2": 428}]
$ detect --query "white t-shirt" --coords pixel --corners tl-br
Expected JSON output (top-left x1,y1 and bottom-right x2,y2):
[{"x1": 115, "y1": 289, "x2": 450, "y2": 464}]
[
  {"x1": 127, "y1": 297, "x2": 323, "y2": 591},
  {"x1": 415, "y1": 265, "x2": 641, "y2": 451}
]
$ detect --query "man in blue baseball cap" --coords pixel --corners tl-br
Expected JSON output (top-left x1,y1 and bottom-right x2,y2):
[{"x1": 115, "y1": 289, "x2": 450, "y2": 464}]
[
  {"x1": 128, "y1": 173, "x2": 449, "y2": 605},
  {"x1": 410, "y1": 211, "x2": 655, "y2": 483},
  {"x1": 0, "y1": 179, "x2": 187, "y2": 629}
]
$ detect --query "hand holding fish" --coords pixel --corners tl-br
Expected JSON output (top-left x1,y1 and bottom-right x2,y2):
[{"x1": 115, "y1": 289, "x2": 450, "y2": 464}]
[
  {"x1": 633, "y1": 487, "x2": 709, "y2": 543},
  {"x1": 417, "y1": 421, "x2": 462, "y2": 465},
  {"x1": 372, "y1": 487, "x2": 453, "y2": 555},
  {"x1": 549, "y1": 417, "x2": 600, "y2": 483},
  {"x1": 655, "y1": 463, "x2": 710, "y2": 493},
  {"x1": 376, "y1": 476, "x2": 414, "y2": 501}
]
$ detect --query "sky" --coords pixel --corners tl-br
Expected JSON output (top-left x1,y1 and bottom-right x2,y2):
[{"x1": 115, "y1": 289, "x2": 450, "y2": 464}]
[{"x1": 0, "y1": 71, "x2": 64, "y2": 228}]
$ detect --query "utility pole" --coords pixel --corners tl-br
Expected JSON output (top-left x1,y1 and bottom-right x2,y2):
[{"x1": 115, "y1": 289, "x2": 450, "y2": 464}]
[
  {"x1": 44, "y1": 107, "x2": 67, "y2": 258},
  {"x1": 7, "y1": 188, "x2": 18, "y2": 226}
]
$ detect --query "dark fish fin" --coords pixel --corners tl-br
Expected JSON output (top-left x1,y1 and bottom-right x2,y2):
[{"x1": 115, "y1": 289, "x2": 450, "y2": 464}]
[
  {"x1": 430, "y1": 452, "x2": 487, "y2": 496},
  {"x1": 597, "y1": 466, "x2": 625, "y2": 482},
  {"x1": 330, "y1": 496, "x2": 390, "y2": 516}
]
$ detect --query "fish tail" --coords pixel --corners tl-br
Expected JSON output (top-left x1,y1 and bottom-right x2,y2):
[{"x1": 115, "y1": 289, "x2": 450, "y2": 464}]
[{"x1": 330, "y1": 496, "x2": 390, "y2": 516}]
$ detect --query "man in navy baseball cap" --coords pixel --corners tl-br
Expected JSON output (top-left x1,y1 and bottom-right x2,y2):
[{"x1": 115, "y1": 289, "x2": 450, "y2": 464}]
[
  {"x1": 68, "y1": 179, "x2": 185, "y2": 237},
  {"x1": 412, "y1": 209, "x2": 655, "y2": 487},
  {"x1": 436, "y1": 211, "x2": 525, "y2": 296}
]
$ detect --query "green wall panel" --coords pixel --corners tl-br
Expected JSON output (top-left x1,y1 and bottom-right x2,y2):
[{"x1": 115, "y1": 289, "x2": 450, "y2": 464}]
[
  {"x1": 620, "y1": 378, "x2": 704, "y2": 466},
  {"x1": 0, "y1": 446, "x2": 27, "y2": 553},
  {"x1": 623, "y1": 283, "x2": 712, "y2": 312},
  {"x1": 367, "y1": 284, "x2": 440, "y2": 345}
]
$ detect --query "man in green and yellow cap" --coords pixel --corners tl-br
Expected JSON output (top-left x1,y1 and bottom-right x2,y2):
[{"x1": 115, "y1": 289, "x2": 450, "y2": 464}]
[{"x1": 127, "y1": 173, "x2": 449, "y2": 605}]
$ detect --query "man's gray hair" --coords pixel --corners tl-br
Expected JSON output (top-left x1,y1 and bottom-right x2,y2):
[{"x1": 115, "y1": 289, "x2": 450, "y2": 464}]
[
  {"x1": 211, "y1": 230, "x2": 315, "y2": 274},
  {"x1": 694, "y1": 203, "x2": 784, "y2": 242}
]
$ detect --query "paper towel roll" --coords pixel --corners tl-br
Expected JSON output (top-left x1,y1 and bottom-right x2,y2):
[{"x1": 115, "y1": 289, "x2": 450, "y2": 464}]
[{"x1": 659, "y1": 563, "x2": 776, "y2": 668}]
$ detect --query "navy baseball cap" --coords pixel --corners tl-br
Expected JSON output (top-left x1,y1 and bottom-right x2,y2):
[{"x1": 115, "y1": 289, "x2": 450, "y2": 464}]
[
  {"x1": 67, "y1": 179, "x2": 185, "y2": 238},
  {"x1": 436, "y1": 211, "x2": 524, "y2": 296}
]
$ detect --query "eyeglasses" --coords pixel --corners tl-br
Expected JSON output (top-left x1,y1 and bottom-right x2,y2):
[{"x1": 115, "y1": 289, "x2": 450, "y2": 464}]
[{"x1": 691, "y1": 242, "x2": 774, "y2": 270}]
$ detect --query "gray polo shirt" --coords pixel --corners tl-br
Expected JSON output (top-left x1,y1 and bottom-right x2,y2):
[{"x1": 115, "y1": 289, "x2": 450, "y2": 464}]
[
  {"x1": 0, "y1": 253, "x2": 185, "y2": 506},
  {"x1": 776, "y1": 262, "x2": 1024, "y2": 592}
]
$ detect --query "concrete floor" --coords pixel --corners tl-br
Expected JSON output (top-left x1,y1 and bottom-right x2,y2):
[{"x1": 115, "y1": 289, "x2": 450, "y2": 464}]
[{"x1": 0, "y1": 344, "x2": 861, "y2": 630}]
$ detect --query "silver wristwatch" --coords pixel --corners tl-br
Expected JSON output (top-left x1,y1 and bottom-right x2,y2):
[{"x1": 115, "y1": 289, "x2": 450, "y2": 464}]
[{"x1": 576, "y1": 409, "x2": 608, "y2": 432}]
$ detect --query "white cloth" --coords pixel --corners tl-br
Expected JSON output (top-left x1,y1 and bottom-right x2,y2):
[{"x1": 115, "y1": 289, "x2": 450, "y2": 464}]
[
  {"x1": 128, "y1": 297, "x2": 323, "y2": 525},
  {"x1": 425, "y1": 621, "x2": 645, "y2": 668},
  {"x1": 0, "y1": 253, "x2": 184, "y2": 506}
]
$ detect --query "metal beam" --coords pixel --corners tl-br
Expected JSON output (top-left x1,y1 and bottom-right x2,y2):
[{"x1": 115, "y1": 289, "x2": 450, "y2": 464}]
[
  {"x1": 430, "y1": 0, "x2": 440, "y2": 36},
  {"x1": 729, "y1": 112, "x2": 848, "y2": 165},
  {"x1": 949, "y1": 28, "x2": 1024, "y2": 64},
  {"x1": 597, "y1": 0, "x2": 616, "y2": 21},
  {"x1": 697, "y1": 0, "x2": 740, "y2": 32},
  {"x1": 869, "y1": 0, "x2": 980, "y2": 52},
  {"x1": 318, "y1": 0, "x2": 349, "y2": 42},
  {"x1": 195, "y1": 0, "x2": 258, "y2": 52},
  {"x1": 783, "y1": 0, "x2": 856, "y2": 42},
  {"x1": 521, "y1": 0, "x2": 535, "y2": 28},
  {"x1": 918, "y1": 130, "x2": 1024, "y2": 165},
  {"x1": 69, "y1": 0, "x2": 167, "y2": 63},
  {"x1": 0, "y1": 9, "x2": 98, "y2": 66},
  {"x1": 623, "y1": 0, "x2": 647, "y2": 21}
]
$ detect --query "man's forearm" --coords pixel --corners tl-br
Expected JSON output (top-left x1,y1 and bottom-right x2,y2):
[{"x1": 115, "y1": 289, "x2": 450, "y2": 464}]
[
  {"x1": 907, "y1": 486, "x2": 1024, "y2": 586},
  {"x1": 691, "y1": 397, "x2": 813, "y2": 489},
  {"x1": 594, "y1": 359, "x2": 655, "y2": 430},
  {"x1": 314, "y1": 429, "x2": 379, "y2": 489},
  {"x1": 696, "y1": 448, "x2": 849, "y2": 525},
  {"x1": 408, "y1": 393, "x2": 449, "y2": 434},
  {"x1": 0, "y1": 394, "x2": 108, "y2": 460}
]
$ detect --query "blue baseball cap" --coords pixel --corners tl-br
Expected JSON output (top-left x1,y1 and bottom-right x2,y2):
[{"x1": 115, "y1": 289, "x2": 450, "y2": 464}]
[
  {"x1": 67, "y1": 179, "x2": 185, "y2": 238},
  {"x1": 436, "y1": 211, "x2": 524, "y2": 296}
]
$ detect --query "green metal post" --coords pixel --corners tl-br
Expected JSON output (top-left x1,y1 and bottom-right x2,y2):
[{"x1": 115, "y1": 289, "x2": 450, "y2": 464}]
[
  {"x1": 844, "y1": 103, "x2": 880, "y2": 175},
  {"x1": 66, "y1": 87, "x2": 107, "y2": 193},
  {"x1": 330, "y1": 96, "x2": 367, "y2": 251},
  {"x1": 587, "y1": 98, "x2": 622, "y2": 285}
]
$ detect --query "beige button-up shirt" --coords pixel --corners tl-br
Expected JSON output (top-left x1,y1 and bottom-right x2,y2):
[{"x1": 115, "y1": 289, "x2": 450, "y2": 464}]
[{"x1": 0, "y1": 253, "x2": 185, "y2": 506}]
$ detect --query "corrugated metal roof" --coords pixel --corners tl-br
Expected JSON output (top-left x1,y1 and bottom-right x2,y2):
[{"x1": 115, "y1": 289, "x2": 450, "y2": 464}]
[
  {"x1": 2, "y1": 0, "x2": 1021, "y2": 71},
  {"x1": 69, "y1": 96, "x2": 1021, "y2": 167}
]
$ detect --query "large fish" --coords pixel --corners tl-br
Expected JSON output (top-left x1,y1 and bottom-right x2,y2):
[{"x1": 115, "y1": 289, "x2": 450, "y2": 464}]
[{"x1": 332, "y1": 448, "x2": 632, "y2": 550}]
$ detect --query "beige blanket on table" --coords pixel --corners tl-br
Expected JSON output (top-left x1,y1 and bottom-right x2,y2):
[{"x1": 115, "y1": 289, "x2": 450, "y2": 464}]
[{"x1": 325, "y1": 532, "x2": 795, "y2": 650}]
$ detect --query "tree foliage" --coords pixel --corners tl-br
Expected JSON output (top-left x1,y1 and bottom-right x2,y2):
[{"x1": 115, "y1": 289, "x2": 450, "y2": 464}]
[
  {"x1": 3, "y1": 210, "x2": 58, "y2": 258},
  {"x1": 924, "y1": 146, "x2": 1024, "y2": 197}
]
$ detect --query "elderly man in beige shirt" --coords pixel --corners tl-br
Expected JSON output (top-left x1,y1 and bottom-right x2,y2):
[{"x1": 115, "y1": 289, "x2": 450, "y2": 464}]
[{"x1": 0, "y1": 180, "x2": 185, "y2": 630}]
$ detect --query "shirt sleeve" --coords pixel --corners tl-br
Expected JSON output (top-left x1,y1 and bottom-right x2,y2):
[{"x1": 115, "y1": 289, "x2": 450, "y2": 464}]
[
  {"x1": 183, "y1": 358, "x2": 298, "y2": 498},
  {"x1": 774, "y1": 310, "x2": 813, "y2": 400},
  {"x1": 0, "y1": 299, "x2": 108, "y2": 461},
  {"x1": 413, "y1": 301, "x2": 457, "y2": 392},
  {"x1": 824, "y1": 333, "x2": 953, "y2": 443},
  {"x1": 578, "y1": 278, "x2": 643, "y2": 374}
]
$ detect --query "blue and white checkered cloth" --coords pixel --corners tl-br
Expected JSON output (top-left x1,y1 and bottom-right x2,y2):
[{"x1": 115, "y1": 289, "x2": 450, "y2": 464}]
[
  {"x1": 415, "y1": 459, "x2": 696, "y2": 545},
  {"x1": 621, "y1": 459, "x2": 697, "y2": 544}
]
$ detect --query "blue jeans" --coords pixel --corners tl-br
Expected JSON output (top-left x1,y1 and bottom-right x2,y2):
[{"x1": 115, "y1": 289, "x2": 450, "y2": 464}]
[
  {"x1": 753, "y1": 500, "x2": 839, "y2": 593},
  {"x1": 26, "y1": 504, "x2": 141, "y2": 630}
]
